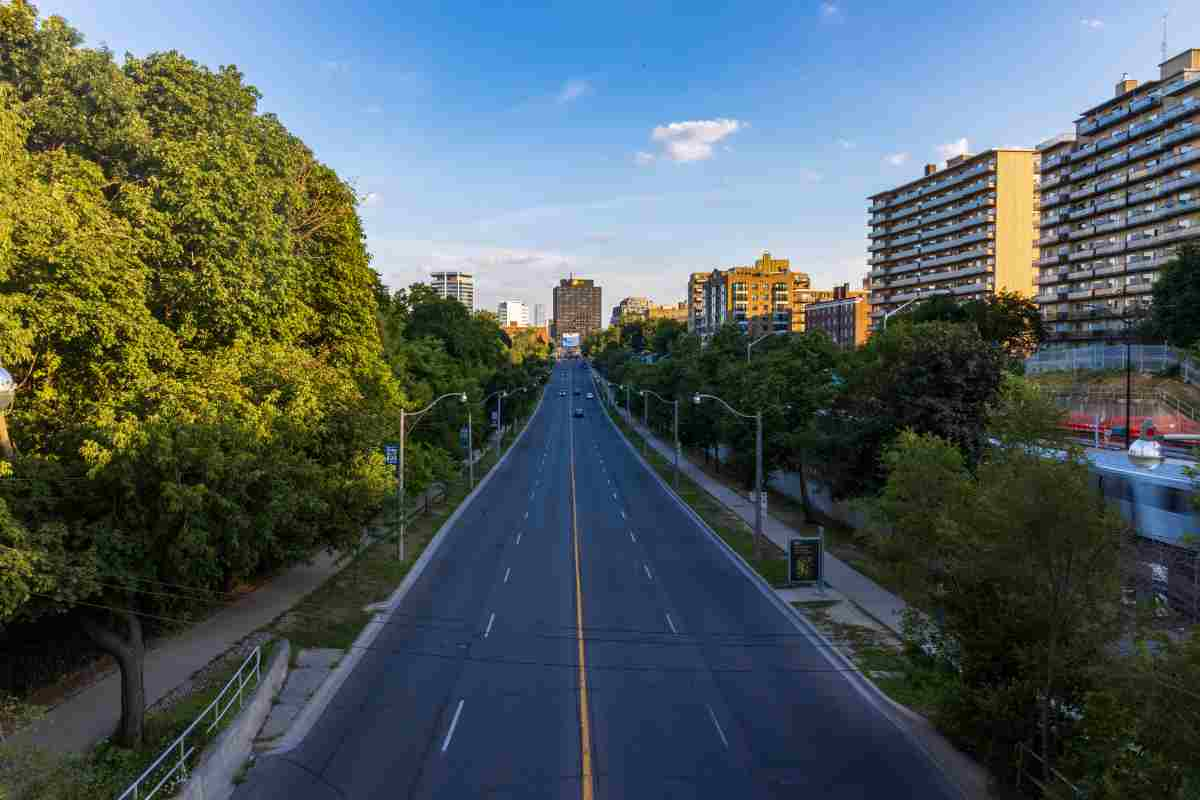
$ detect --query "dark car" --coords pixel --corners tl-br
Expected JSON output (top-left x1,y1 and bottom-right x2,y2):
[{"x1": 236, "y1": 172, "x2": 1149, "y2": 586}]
[
  {"x1": 574, "y1": 390, "x2": 581, "y2": 396},
  {"x1": 573, "y1": 408, "x2": 584, "y2": 418}
]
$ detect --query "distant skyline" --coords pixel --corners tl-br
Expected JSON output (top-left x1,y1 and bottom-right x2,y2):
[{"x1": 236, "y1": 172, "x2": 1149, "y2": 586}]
[{"x1": 37, "y1": 1, "x2": 1200, "y2": 316}]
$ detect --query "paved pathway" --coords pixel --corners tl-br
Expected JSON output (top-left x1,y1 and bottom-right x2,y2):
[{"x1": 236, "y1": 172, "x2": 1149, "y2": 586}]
[{"x1": 600, "y1": 381, "x2": 909, "y2": 634}]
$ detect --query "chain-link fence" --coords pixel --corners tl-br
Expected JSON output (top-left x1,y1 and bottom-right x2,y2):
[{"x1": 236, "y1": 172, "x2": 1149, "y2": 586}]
[{"x1": 1025, "y1": 344, "x2": 1180, "y2": 375}]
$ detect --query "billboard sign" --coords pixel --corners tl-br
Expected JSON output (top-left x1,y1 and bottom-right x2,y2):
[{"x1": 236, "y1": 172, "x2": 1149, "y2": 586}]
[{"x1": 788, "y1": 537, "x2": 823, "y2": 585}]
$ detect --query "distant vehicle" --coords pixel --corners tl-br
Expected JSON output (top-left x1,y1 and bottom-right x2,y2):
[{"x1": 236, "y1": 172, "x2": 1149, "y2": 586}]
[
  {"x1": 574, "y1": 408, "x2": 584, "y2": 418},
  {"x1": 574, "y1": 390, "x2": 581, "y2": 396},
  {"x1": 559, "y1": 390, "x2": 567, "y2": 397},
  {"x1": 586, "y1": 392, "x2": 594, "y2": 399}
]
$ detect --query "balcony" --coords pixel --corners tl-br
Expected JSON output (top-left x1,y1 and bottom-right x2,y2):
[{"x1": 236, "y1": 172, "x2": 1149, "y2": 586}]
[
  {"x1": 1150, "y1": 146, "x2": 1200, "y2": 177},
  {"x1": 1164, "y1": 173, "x2": 1200, "y2": 194},
  {"x1": 921, "y1": 213, "x2": 991, "y2": 240},
  {"x1": 1041, "y1": 191, "x2": 1069, "y2": 208},
  {"x1": 1071, "y1": 163, "x2": 1098, "y2": 181},
  {"x1": 891, "y1": 202, "x2": 923, "y2": 220},
  {"x1": 1042, "y1": 152, "x2": 1068, "y2": 170},
  {"x1": 870, "y1": 213, "x2": 888, "y2": 225},
  {"x1": 1095, "y1": 217, "x2": 1126, "y2": 234},
  {"x1": 1037, "y1": 271, "x2": 1069, "y2": 286},
  {"x1": 1083, "y1": 104, "x2": 1133, "y2": 135},
  {"x1": 1041, "y1": 211, "x2": 1066, "y2": 228},
  {"x1": 1041, "y1": 173, "x2": 1065, "y2": 189},
  {"x1": 1095, "y1": 195, "x2": 1127, "y2": 213},
  {"x1": 919, "y1": 161, "x2": 992, "y2": 196},
  {"x1": 951, "y1": 281, "x2": 989, "y2": 296},
  {"x1": 1129, "y1": 184, "x2": 1161, "y2": 204},
  {"x1": 893, "y1": 233, "x2": 920, "y2": 246},
  {"x1": 893, "y1": 246, "x2": 921, "y2": 259},
  {"x1": 1096, "y1": 151, "x2": 1128, "y2": 172},
  {"x1": 921, "y1": 246, "x2": 991, "y2": 269},
  {"x1": 1130, "y1": 94, "x2": 1159, "y2": 113},
  {"x1": 1070, "y1": 142, "x2": 1097, "y2": 161},
  {"x1": 869, "y1": 268, "x2": 888, "y2": 279},
  {"x1": 1095, "y1": 240, "x2": 1126, "y2": 256},
  {"x1": 1036, "y1": 252, "x2": 1068, "y2": 266},
  {"x1": 1068, "y1": 289, "x2": 1093, "y2": 300},
  {"x1": 1068, "y1": 226, "x2": 1095, "y2": 240},
  {"x1": 1126, "y1": 281, "x2": 1155, "y2": 294},
  {"x1": 922, "y1": 196, "x2": 991, "y2": 225},
  {"x1": 892, "y1": 216, "x2": 923, "y2": 233},
  {"x1": 1093, "y1": 263, "x2": 1124, "y2": 277},
  {"x1": 888, "y1": 275, "x2": 921, "y2": 288},
  {"x1": 1127, "y1": 254, "x2": 1172, "y2": 272},
  {"x1": 922, "y1": 180, "x2": 995, "y2": 212},
  {"x1": 1161, "y1": 123, "x2": 1200, "y2": 148},
  {"x1": 869, "y1": 241, "x2": 888, "y2": 252},
  {"x1": 1068, "y1": 185, "x2": 1098, "y2": 201},
  {"x1": 1129, "y1": 114, "x2": 1167, "y2": 138},
  {"x1": 1129, "y1": 138, "x2": 1164, "y2": 159},
  {"x1": 936, "y1": 264, "x2": 989, "y2": 282},
  {"x1": 1093, "y1": 285, "x2": 1122, "y2": 297},
  {"x1": 1067, "y1": 268, "x2": 1094, "y2": 281},
  {"x1": 1158, "y1": 98, "x2": 1200, "y2": 127},
  {"x1": 1161, "y1": 74, "x2": 1200, "y2": 98},
  {"x1": 1037, "y1": 230, "x2": 1067, "y2": 245},
  {"x1": 1067, "y1": 204, "x2": 1096, "y2": 220},
  {"x1": 1095, "y1": 130, "x2": 1129, "y2": 152},
  {"x1": 1097, "y1": 171, "x2": 1130, "y2": 192},
  {"x1": 922, "y1": 230, "x2": 989, "y2": 254}
]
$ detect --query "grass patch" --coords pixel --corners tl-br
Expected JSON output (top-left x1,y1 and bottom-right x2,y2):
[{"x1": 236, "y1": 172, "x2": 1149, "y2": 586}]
[{"x1": 601, "y1": 399, "x2": 789, "y2": 587}]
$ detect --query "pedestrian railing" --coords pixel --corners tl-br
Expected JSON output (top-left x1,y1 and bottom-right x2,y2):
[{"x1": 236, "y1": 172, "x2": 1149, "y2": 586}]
[
  {"x1": 1014, "y1": 742, "x2": 1084, "y2": 799},
  {"x1": 116, "y1": 645, "x2": 262, "y2": 800}
]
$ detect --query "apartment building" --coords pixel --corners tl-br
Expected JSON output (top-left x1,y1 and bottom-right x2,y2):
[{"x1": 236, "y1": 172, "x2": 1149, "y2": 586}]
[
  {"x1": 1036, "y1": 49, "x2": 1200, "y2": 343},
  {"x1": 430, "y1": 270, "x2": 476, "y2": 310},
  {"x1": 700, "y1": 251, "x2": 815, "y2": 338},
  {"x1": 648, "y1": 302, "x2": 689, "y2": 324},
  {"x1": 791, "y1": 275, "x2": 835, "y2": 333},
  {"x1": 687, "y1": 272, "x2": 709, "y2": 334},
  {"x1": 610, "y1": 296, "x2": 652, "y2": 326},
  {"x1": 867, "y1": 149, "x2": 1039, "y2": 330},
  {"x1": 497, "y1": 300, "x2": 529, "y2": 328},
  {"x1": 805, "y1": 283, "x2": 870, "y2": 349}
]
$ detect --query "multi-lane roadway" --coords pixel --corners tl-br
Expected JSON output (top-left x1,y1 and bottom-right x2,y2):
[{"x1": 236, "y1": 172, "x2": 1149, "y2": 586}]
[{"x1": 234, "y1": 361, "x2": 960, "y2": 799}]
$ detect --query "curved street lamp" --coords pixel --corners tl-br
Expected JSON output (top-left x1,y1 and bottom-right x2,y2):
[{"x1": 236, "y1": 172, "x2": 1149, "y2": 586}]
[
  {"x1": 0, "y1": 365, "x2": 15, "y2": 460},
  {"x1": 641, "y1": 389, "x2": 680, "y2": 488},
  {"x1": 693, "y1": 392, "x2": 764, "y2": 561},
  {"x1": 746, "y1": 331, "x2": 786, "y2": 362},
  {"x1": 398, "y1": 392, "x2": 467, "y2": 561}
]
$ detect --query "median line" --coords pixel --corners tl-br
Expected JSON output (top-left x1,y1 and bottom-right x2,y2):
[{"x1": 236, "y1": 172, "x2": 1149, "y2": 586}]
[
  {"x1": 484, "y1": 612, "x2": 495, "y2": 639},
  {"x1": 569, "y1": 391, "x2": 596, "y2": 800},
  {"x1": 706, "y1": 704, "x2": 729, "y2": 749},
  {"x1": 665, "y1": 612, "x2": 677, "y2": 634},
  {"x1": 441, "y1": 699, "x2": 465, "y2": 754}
]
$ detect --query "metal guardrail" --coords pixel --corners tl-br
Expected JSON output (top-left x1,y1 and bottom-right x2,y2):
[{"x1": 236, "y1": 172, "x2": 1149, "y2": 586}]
[{"x1": 116, "y1": 646, "x2": 262, "y2": 800}]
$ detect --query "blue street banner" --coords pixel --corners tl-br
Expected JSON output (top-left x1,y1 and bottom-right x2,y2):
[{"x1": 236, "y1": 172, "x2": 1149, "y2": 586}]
[{"x1": 384, "y1": 444, "x2": 399, "y2": 466}]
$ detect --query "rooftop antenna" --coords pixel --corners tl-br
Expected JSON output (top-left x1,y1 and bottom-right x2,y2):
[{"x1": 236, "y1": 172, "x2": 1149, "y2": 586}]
[{"x1": 1162, "y1": 11, "x2": 1168, "y2": 63}]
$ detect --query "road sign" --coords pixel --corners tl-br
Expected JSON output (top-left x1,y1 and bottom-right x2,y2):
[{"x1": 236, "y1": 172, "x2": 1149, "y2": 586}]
[
  {"x1": 788, "y1": 537, "x2": 822, "y2": 585},
  {"x1": 384, "y1": 444, "x2": 399, "y2": 466}
]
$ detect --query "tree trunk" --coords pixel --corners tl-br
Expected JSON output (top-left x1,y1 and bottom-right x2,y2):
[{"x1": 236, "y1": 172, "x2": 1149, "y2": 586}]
[
  {"x1": 81, "y1": 609, "x2": 146, "y2": 748},
  {"x1": 0, "y1": 415, "x2": 14, "y2": 460}
]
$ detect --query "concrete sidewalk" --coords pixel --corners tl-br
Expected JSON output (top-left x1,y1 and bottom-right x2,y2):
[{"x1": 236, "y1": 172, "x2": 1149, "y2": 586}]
[
  {"x1": 16, "y1": 487, "x2": 446, "y2": 755},
  {"x1": 603, "y1": 386, "x2": 908, "y2": 634}
]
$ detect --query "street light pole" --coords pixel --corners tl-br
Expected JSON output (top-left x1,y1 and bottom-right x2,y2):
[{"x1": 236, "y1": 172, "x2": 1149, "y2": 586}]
[
  {"x1": 746, "y1": 331, "x2": 783, "y2": 362},
  {"x1": 881, "y1": 296, "x2": 921, "y2": 330},
  {"x1": 466, "y1": 406, "x2": 474, "y2": 490},
  {"x1": 693, "y1": 393, "x2": 764, "y2": 561},
  {"x1": 398, "y1": 392, "x2": 467, "y2": 561},
  {"x1": 642, "y1": 389, "x2": 680, "y2": 488}
]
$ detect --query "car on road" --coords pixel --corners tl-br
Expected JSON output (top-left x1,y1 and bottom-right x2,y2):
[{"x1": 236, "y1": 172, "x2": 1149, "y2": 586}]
[
  {"x1": 558, "y1": 390, "x2": 567, "y2": 397},
  {"x1": 586, "y1": 392, "x2": 594, "y2": 399},
  {"x1": 573, "y1": 408, "x2": 584, "y2": 418},
  {"x1": 573, "y1": 390, "x2": 581, "y2": 396}
]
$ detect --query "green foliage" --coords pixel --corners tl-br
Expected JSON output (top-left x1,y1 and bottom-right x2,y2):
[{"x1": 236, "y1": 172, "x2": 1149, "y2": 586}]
[
  {"x1": 908, "y1": 289, "x2": 1045, "y2": 358},
  {"x1": 1148, "y1": 243, "x2": 1200, "y2": 348}
]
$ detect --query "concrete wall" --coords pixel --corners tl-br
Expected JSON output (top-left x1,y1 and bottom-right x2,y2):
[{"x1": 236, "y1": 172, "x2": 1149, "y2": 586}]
[
  {"x1": 179, "y1": 640, "x2": 290, "y2": 800},
  {"x1": 767, "y1": 471, "x2": 870, "y2": 530}
]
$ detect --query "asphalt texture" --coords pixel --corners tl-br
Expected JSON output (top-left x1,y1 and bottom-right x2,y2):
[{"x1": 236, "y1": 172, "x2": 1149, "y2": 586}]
[{"x1": 232, "y1": 362, "x2": 961, "y2": 800}]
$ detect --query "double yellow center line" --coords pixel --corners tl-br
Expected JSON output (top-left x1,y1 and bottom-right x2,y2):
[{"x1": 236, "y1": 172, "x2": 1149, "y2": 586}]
[{"x1": 569, "y1": 377, "x2": 596, "y2": 800}]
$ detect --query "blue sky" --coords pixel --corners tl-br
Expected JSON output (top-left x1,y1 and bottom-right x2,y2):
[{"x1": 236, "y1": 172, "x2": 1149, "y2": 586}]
[{"x1": 36, "y1": 0, "x2": 1200, "y2": 321}]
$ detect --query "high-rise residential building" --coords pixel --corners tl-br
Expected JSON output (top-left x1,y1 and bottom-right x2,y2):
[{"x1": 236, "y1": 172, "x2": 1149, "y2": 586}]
[
  {"x1": 533, "y1": 304, "x2": 547, "y2": 327},
  {"x1": 429, "y1": 270, "x2": 476, "y2": 310},
  {"x1": 610, "y1": 296, "x2": 653, "y2": 326},
  {"x1": 699, "y1": 251, "x2": 816, "y2": 338},
  {"x1": 804, "y1": 282, "x2": 871, "y2": 349},
  {"x1": 867, "y1": 149, "x2": 1040, "y2": 331},
  {"x1": 497, "y1": 300, "x2": 530, "y2": 328},
  {"x1": 687, "y1": 272, "x2": 709, "y2": 333},
  {"x1": 648, "y1": 302, "x2": 689, "y2": 325},
  {"x1": 1035, "y1": 49, "x2": 1200, "y2": 344},
  {"x1": 553, "y1": 277, "x2": 602, "y2": 341}
]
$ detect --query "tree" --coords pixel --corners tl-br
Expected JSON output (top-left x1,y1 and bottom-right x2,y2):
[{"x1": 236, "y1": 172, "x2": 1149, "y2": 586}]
[
  {"x1": 1148, "y1": 243, "x2": 1200, "y2": 348},
  {"x1": 909, "y1": 290, "x2": 1044, "y2": 358},
  {"x1": 815, "y1": 321, "x2": 1006, "y2": 498}
]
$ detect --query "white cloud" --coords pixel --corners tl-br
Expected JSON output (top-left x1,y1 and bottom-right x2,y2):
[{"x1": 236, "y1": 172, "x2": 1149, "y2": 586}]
[
  {"x1": 1080, "y1": 18, "x2": 1104, "y2": 29},
  {"x1": 634, "y1": 151, "x2": 656, "y2": 166},
  {"x1": 884, "y1": 152, "x2": 910, "y2": 166},
  {"x1": 364, "y1": 104, "x2": 383, "y2": 114},
  {"x1": 836, "y1": 138, "x2": 855, "y2": 150},
  {"x1": 556, "y1": 78, "x2": 592, "y2": 104},
  {"x1": 935, "y1": 138, "x2": 970, "y2": 162},
  {"x1": 819, "y1": 1, "x2": 841, "y2": 20},
  {"x1": 648, "y1": 118, "x2": 745, "y2": 163}
]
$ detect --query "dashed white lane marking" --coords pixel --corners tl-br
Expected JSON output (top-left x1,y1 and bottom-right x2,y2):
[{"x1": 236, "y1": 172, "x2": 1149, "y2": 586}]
[
  {"x1": 665, "y1": 613, "x2": 677, "y2": 634},
  {"x1": 485, "y1": 612, "x2": 496, "y2": 639},
  {"x1": 524, "y1": 511, "x2": 529, "y2": 519},
  {"x1": 441, "y1": 699, "x2": 465, "y2": 753},
  {"x1": 612, "y1": 492, "x2": 618, "y2": 500},
  {"x1": 630, "y1": 531, "x2": 637, "y2": 543},
  {"x1": 504, "y1": 567, "x2": 511, "y2": 583},
  {"x1": 706, "y1": 704, "x2": 729, "y2": 749},
  {"x1": 516, "y1": 532, "x2": 522, "y2": 544},
  {"x1": 530, "y1": 491, "x2": 535, "y2": 499},
  {"x1": 644, "y1": 564, "x2": 653, "y2": 581},
  {"x1": 620, "y1": 510, "x2": 626, "y2": 520}
]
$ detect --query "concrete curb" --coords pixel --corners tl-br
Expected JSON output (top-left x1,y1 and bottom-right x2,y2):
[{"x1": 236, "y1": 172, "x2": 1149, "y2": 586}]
[
  {"x1": 179, "y1": 640, "x2": 291, "y2": 800},
  {"x1": 263, "y1": 385, "x2": 549, "y2": 757},
  {"x1": 590, "y1": 368, "x2": 975, "y2": 800}
]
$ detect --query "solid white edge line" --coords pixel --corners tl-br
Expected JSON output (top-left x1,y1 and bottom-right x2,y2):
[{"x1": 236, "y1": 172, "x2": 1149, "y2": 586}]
[
  {"x1": 441, "y1": 699, "x2": 465, "y2": 753},
  {"x1": 485, "y1": 612, "x2": 495, "y2": 638},
  {"x1": 620, "y1": 510, "x2": 626, "y2": 519},
  {"x1": 504, "y1": 567, "x2": 511, "y2": 583},
  {"x1": 590, "y1": 365, "x2": 967, "y2": 800},
  {"x1": 517, "y1": 532, "x2": 522, "y2": 544},
  {"x1": 706, "y1": 704, "x2": 729, "y2": 749},
  {"x1": 630, "y1": 531, "x2": 637, "y2": 542},
  {"x1": 665, "y1": 612, "x2": 677, "y2": 633},
  {"x1": 644, "y1": 564, "x2": 653, "y2": 581}
]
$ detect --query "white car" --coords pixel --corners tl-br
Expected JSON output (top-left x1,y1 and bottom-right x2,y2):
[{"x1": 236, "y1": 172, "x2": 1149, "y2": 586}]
[{"x1": 586, "y1": 392, "x2": 594, "y2": 400}]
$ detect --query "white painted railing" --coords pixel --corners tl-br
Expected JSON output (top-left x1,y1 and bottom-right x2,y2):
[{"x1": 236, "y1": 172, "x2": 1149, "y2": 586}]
[{"x1": 116, "y1": 646, "x2": 262, "y2": 800}]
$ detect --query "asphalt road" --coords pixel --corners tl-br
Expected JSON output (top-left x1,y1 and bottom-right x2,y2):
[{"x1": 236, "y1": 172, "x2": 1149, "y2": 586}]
[{"x1": 233, "y1": 361, "x2": 960, "y2": 799}]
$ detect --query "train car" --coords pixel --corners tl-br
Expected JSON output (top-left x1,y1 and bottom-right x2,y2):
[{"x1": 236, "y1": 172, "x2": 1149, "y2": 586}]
[{"x1": 1086, "y1": 449, "x2": 1197, "y2": 546}]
